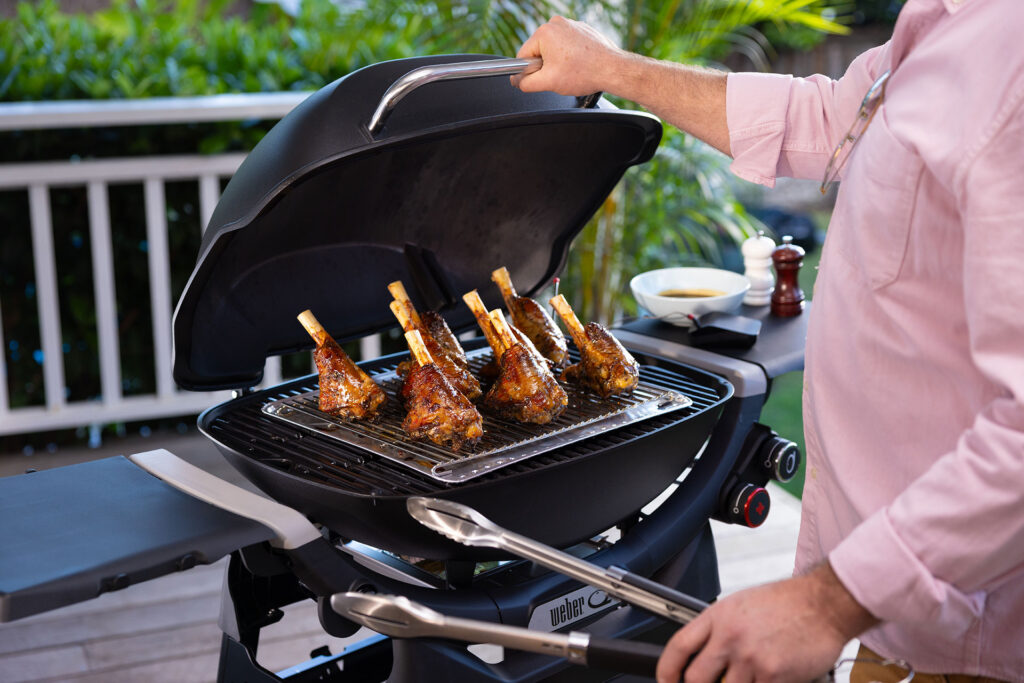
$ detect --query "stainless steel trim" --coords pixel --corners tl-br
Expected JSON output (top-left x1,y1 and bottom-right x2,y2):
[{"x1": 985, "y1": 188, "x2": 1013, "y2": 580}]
[
  {"x1": 566, "y1": 631, "x2": 590, "y2": 665},
  {"x1": 261, "y1": 347, "x2": 693, "y2": 483},
  {"x1": 368, "y1": 57, "x2": 542, "y2": 135}
]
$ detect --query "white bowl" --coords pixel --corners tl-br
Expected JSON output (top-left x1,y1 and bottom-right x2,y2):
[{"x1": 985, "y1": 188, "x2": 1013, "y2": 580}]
[{"x1": 630, "y1": 267, "x2": 750, "y2": 327}]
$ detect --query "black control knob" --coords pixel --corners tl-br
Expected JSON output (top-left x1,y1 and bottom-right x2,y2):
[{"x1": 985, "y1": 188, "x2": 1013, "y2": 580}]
[
  {"x1": 725, "y1": 483, "x2": 771, "y2": 528},
  {"x1": 764, "y1": 437, "x2": 800, "y2": 483}
]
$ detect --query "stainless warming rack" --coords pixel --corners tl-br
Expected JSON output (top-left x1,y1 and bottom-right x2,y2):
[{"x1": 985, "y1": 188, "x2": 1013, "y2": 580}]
[{"x1": 262, "y1": 348, "x2": 692, "y2": 483}]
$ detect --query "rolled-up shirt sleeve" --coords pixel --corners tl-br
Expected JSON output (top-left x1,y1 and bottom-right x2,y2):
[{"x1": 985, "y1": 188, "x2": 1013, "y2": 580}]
[
  {"x1": 829, "y1": 92, "x2": 1024, "y2": 634},
  {"x1": 725, "y1": 44, "x2": 888, "y2": 187}
]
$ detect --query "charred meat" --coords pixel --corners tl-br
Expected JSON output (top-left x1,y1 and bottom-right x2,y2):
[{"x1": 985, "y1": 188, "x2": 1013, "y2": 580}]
[
  {"x1": 464, "y1": 290, "x2": 567, "y2": 425},
  {"x1": 298, "y1": 310, "x2": 387, "y2": 419},
  {"x1": 400, "y1": 330, "x2": 483, "y2": 451},
  {"x1": 550, "y1": 294, "x2": 639, "y2": 398},
  {"x1": 388, "y1": 281, "x2": 482, "y2": 401},
  {"x1": 492, "y1": 266, "x2": 568, "y2": 368}
]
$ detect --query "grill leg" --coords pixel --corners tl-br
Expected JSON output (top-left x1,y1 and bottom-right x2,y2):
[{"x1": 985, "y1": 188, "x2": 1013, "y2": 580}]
[{"x1": 217, "y1": 634, "x2": 282, "y2": 683}]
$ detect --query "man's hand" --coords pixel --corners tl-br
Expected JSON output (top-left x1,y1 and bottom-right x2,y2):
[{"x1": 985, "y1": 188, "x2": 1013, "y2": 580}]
[
  {"x1": 513, "y1": 16, "x2": 627, "y2": 97},
  {"x1": 512, "y1": 17, "x2": 733, "y2": 155},
  {"x1": 656, "y1": 562, "x2": 878, "y2": 682}
]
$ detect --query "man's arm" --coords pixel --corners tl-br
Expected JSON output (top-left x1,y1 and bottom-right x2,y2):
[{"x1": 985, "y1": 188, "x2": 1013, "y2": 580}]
[{"x1": 512, "y1": 16, "x2": 732, "y2": 155}]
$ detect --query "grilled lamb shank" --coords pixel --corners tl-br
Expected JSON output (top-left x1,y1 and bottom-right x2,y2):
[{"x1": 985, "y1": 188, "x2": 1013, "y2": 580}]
[
  {"x1": 297, "y1": 310, "x2": 386, "y2": 419},
  {"x1": 550, "y1": 294, "x2": 639, "y2": 398},
  {"x1": 400, "y1": 330, "x2": 483, "y2": 451},
  {"x1": 388, "y1": 281, "x2": 482, "y2": 401},
  {"x1": 464, "y1": 289, "x2": 567, "y2": 425},
  {"x1": 492, "y1": 266, "x2": 568, "y2": 368},
  {"x1": 421, "y1": 310, "x2": 469, "y2": 369}
]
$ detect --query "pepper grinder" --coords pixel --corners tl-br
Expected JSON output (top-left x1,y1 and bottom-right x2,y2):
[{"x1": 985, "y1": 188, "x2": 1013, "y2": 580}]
[
  {"x1": 741, "y1": 231, "x2": 776, "y2": 306},
  {"x1": 771, "y1": 235, "x2": 805, "y2": 317}
]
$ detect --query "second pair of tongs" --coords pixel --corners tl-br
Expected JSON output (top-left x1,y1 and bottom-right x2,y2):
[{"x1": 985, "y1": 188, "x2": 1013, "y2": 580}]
[
  {"x1": 406, "y1": 497, "x2": 708, "y2": 624},
  {"x1": 332, "y1": 592, "x2": 665, "y2": 677}
]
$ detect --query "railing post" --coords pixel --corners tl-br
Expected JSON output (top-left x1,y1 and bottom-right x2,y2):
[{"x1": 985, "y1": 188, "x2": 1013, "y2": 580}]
[
  {"x1": 28, "y1": 184, "x2": 66, "y2": 413},
  {"x1": 144, "y1": 178, "x2": 175, "y2": 400},
  {"x1": 87, "y1": 181, "x2": 123, "y2": 407}
]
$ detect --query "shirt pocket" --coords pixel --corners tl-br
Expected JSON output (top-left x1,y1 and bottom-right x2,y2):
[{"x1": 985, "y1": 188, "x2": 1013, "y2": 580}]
[{"x1": 831, "y1": 108, "x2": 925, "y2": 290}]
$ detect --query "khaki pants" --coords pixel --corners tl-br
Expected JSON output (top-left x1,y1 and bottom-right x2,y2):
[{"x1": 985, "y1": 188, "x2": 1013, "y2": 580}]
[{"x1": 850, "y1": 644, "x2": 1009, "y2": 683}]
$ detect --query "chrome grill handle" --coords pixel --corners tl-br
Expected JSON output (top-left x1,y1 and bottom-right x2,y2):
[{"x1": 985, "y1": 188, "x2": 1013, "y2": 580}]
[{"x1": 368, "y1": 57, "x2": 601, "y2": 137}]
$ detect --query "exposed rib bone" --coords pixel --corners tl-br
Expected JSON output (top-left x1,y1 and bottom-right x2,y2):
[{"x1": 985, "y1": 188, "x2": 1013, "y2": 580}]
[
  {"x1": 549, "y1": 294, "x2": 589, "y2": 353},
  {"x1": 388, "y1": 280, "x2": 422, "y2": 327},
  {"x1": 488, "y1": 309, "x2": 517, "y2": 355},
  {"x1": 404, "y1": 330, "x2": 434, "y2": 368},
  {"x1": 491, "y1": 266, "x2": 518, "y2": 311},
  {"x1": 462, "y1": 289, "x2": 504, "y2": 356}
]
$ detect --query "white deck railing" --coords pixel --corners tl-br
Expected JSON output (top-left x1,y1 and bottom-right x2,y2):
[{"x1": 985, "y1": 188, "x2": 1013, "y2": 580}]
[{"x1": 0, "y1": 93, "x2": 381, "y2": 437}]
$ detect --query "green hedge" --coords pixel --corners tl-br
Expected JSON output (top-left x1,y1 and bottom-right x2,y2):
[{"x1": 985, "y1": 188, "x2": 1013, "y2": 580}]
[{"x1": 1, "y1": 0, "x2": 407, "y2": 102}]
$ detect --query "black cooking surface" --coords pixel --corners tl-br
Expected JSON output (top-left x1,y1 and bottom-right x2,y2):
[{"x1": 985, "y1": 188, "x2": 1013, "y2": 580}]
[{"x1": 202, "y1": 349, "x2": 724, "y2": 497}]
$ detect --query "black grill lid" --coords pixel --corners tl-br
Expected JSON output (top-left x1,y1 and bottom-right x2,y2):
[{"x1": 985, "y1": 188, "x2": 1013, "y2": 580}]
[{"x1": 173, "y1": 54, "x2": 662, "y2": 391}]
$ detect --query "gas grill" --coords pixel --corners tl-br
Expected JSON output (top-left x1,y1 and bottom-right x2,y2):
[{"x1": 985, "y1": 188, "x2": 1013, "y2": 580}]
[{"x1": 0, "y1": 54, "x2": 808, "y2": 682}]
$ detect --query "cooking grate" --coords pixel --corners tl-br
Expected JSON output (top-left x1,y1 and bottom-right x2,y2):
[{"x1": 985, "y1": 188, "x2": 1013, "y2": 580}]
[{"x1": 262, "y1": 348, "x2": 692, "y2": 483}]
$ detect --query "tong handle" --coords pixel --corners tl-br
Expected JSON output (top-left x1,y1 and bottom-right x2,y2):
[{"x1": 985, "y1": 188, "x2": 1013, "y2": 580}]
[
  {"x1": 586, "y1": 637, "x2": 663, "y2": 678},
  {"x1": 368, "y1": 57, "x2": 600, "y2": 136},
  {"x1": 609, "y1": 566, "x2": 710, "y2": 614}
]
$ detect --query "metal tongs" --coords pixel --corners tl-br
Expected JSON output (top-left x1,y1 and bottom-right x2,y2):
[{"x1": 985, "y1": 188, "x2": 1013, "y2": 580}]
[
  {"x1": 331, "y1": 592, "x2": 664, "y2": 677},
  {"x1": 406, "y1": 496, "x2": 709, "y2": 624},
  {"x1": 402, "y1": 498, "x2": 916, "y2": 683}
]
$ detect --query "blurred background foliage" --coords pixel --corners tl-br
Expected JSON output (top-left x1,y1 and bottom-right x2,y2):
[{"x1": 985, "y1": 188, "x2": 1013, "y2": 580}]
[{"x1": 1, "y1": 0, "x2": 896, "y2": 451}]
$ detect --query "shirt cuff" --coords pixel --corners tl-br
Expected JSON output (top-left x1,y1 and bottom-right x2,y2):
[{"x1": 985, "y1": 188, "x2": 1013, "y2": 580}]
[
  {"x1": 725, "y1": 72, "x2": 794, "y2": 188},
  {"x1": 829, "y1": 508, "x2": 986, "y2": 635}
]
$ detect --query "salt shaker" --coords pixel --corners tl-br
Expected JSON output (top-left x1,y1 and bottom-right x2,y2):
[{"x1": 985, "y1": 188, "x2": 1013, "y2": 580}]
[
  {"x1": 742, "y1": 231, "x2": 776, "y2": 306},
  {"x1": 770, "y1": 235, "x2": 805, "y2": 317}
]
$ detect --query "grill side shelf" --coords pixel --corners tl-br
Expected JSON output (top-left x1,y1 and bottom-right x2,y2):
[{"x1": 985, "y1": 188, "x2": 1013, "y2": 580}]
[{"x1": 261, "y1": 349, "x2": 692, "y2": 483}]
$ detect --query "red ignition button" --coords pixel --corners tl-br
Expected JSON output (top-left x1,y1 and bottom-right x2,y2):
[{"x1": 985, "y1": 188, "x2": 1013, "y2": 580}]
[{"x1": 739, "y1": 485, "x2": 771, "y2": 528}]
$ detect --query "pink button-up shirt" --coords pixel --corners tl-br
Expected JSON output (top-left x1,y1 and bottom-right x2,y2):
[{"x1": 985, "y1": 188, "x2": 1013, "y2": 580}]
[{"x1": 725, "y1": 0, "x2": 1024, "y2": 678}]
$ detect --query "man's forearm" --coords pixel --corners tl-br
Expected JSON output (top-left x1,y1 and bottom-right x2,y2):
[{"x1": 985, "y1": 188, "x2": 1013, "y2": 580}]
[{"x1": 602, "y1": 53, "x2": 731, "y2": 156}]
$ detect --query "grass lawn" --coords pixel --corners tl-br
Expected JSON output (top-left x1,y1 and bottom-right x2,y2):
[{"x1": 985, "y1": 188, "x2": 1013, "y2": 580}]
[{"x1": 756, "y1": 224, "x2": 824, "y2": 499}]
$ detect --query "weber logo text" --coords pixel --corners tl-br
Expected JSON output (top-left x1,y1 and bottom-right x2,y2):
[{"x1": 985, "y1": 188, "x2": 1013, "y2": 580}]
[
  {"x1": 528, "y1": 586, "x2": 620, "y2": 632},
  {"x1": 550, "y1": 595, "x2": 586, "y2": 629}
]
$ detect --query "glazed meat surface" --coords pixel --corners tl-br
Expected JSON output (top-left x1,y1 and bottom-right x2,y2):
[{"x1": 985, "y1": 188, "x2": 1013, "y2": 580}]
[
  {"x1": 401, "y1": 364, "x2": 484, "y2": 451},
  {"x1": 484, "y1": 344, "x2": 567, "y2": 424},
  {"x1": 492, "y1": 267, "x2": 568, "y2": 368},
  {"x1": 314, "y1": 337, "x2": 387, "y2": 419},
  {"x1": 508, "y1": 296, "x2": 569, "y2": 368},
  {"x1": 396, "y1": 330, "x2": 482, "y2": 401},
  {"x1": 562, "y1": 322, "x2": 639, "y2": 398},
  {"x1": 422, "y1": 311, "x2": 469, "y2": 369}
]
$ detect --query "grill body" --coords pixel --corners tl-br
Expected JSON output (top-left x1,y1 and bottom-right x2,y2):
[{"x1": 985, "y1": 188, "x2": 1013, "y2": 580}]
[{"x1": 200, "y1": 346, "x2": 731, "y2": 559}]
